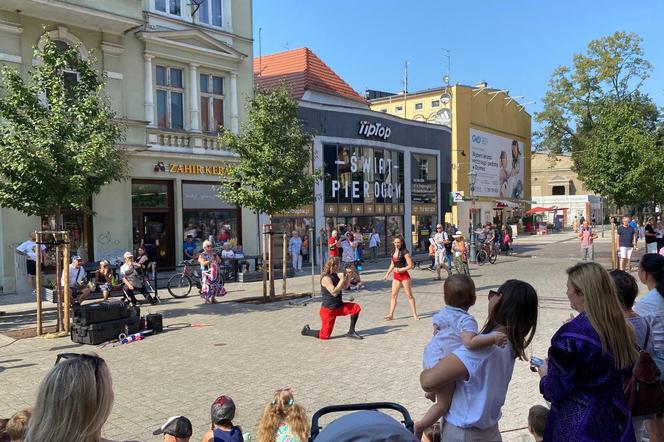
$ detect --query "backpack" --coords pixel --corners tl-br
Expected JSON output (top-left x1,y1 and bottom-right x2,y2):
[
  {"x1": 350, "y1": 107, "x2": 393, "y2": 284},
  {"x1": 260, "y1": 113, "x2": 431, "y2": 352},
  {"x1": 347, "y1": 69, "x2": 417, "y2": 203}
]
[{"x1": 623, "y1": 323, "x2": 664, "y2": 416}]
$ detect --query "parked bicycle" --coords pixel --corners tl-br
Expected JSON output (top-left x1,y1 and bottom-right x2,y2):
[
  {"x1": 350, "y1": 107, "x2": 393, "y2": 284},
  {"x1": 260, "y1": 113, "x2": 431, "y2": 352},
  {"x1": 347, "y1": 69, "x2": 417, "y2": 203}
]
[{"x1": 167, "y1": 260, "x2": 204, "y2": 298}]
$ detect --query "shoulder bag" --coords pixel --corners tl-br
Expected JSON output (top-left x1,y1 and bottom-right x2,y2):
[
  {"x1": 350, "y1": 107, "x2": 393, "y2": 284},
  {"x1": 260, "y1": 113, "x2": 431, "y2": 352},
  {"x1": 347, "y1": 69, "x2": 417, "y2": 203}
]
[{"x1": 623, "y1": 323, "x2": 664, "y2": 416}]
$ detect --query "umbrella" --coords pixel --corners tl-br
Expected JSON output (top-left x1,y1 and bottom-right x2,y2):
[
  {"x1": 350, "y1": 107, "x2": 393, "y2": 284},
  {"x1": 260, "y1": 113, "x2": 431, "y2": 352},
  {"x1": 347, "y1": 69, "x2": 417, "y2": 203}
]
[{"x1": 526, "y1": 206, "x2": 554, "y2": 214}]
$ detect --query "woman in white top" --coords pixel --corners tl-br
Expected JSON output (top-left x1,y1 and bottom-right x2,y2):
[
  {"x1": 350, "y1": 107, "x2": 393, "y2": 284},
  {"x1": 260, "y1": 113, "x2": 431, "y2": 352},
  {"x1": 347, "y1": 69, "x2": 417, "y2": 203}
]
[
  {"x1": 420, "y1": 279, "x2": 538, "y2": 441},
  {"x1": 634, "y1": 253, "x2": 664, "y2": 440}
]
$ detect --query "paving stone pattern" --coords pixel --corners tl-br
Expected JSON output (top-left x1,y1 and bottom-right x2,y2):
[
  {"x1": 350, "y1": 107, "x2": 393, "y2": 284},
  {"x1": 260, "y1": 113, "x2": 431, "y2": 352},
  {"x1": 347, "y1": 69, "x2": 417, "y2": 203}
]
[{"x1": 0, "y1": 231, "x2": 642, "y2": 441}]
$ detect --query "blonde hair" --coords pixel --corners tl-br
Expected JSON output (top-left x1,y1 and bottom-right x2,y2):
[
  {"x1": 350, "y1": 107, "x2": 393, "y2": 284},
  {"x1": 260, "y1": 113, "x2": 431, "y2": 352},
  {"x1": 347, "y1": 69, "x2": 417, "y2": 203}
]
[
  {"x1": 7, "y1": 407, "x2": 31, "y2": 441},
  {"x1": 321, "y1": 257, "x2": 340, "y2": 277},
  {"x1": 24, "y1": 354, "x2": 114, "y2": 442},
  {"x1": 203, "y1": 240, "x2": 213, "y2": 248},
  {"x1": 566, "y1": 262, "x2": 637, "y2": 369},
  {"x1": 256, "y1": 389, "x2": 309, "y2": 442}
]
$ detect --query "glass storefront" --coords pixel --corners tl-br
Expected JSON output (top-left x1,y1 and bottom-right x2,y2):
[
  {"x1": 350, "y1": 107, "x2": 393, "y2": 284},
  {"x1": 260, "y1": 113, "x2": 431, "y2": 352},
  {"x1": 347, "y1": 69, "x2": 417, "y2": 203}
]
[
  {"x1": 132, "y1": 180, "x2": 175, "y2": 268},
  {"x1": 411, "y1": 153, "x2": 438, "y2": 254},
  {"x1": 42, "y1": 204, "x2": 93, "y2": 266},
  {"x1": 182, "y1": 182, "x2": 241, "y2": 248},
  {"x1": 323, "y1": 143, "x2": 405, "y2": 257}
]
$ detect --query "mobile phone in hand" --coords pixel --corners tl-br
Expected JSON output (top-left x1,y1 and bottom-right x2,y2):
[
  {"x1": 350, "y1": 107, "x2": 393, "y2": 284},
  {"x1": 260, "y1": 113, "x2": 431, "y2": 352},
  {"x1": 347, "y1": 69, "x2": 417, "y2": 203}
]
[{"x1": 530, "y1": 356, "x2": 544, "y2": 372}]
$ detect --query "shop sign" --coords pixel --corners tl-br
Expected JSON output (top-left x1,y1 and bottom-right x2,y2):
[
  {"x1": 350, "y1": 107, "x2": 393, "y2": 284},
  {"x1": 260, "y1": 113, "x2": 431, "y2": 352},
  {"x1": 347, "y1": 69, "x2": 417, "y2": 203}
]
[
  {"x1": 154, "y1": 161, "x2": 229, "y2": 176},
  {"x1": 274, "y1": 205, "x2": 314, "y2": 217},
  {"x1": 450, "y1": 191, "x2": 464, "y2": 203},
  {"x1": 359, "y1": 120, "x2": 391, "y2": 140},
  {"x1": 332, "y1": 153, "x2": 402, "y2": 200},
  {"x1": 412, "y1": 204, "x2": 437, "y2": 215}
]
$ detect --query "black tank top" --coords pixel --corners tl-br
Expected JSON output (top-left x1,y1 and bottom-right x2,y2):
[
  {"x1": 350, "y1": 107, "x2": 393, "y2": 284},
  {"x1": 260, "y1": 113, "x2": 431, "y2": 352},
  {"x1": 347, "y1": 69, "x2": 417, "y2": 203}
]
[{"x1": 321, "y1": 273, "x2": 342, "y2": 309}]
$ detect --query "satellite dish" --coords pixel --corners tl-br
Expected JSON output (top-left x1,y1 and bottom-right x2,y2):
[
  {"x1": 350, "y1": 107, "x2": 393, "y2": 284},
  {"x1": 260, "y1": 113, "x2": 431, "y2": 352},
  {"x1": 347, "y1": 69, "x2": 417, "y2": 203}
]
[
  {"x1": 433, "y1": 108, "x2": 452, "y2": 126},
  {"x1": 440, "y1": 92, "x2": 452, "y2": 104}
]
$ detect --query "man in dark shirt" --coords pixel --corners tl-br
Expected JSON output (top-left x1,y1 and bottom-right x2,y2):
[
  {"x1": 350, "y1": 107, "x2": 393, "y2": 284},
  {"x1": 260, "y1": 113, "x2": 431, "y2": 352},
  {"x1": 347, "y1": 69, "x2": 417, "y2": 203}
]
[
  {"x1": 645, "y1": 217, "x2": 658, "y2": 254},
  {"x1": 616, "y1": 216, "x2": 636, "y2": 271}
]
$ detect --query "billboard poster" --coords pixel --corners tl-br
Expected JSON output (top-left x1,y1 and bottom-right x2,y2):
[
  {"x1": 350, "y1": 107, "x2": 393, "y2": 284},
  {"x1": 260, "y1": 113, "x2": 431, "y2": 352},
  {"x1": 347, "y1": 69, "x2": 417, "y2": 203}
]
[{"x1": 469, "y1": 128, "x2": 524, "y2": 199}]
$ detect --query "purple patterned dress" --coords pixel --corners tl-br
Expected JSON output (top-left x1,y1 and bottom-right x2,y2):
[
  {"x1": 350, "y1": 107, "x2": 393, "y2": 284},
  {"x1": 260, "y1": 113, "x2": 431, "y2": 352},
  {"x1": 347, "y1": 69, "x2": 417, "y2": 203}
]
[{"x1": 540, "y1": 313, "x2": 635, "y2": 442}]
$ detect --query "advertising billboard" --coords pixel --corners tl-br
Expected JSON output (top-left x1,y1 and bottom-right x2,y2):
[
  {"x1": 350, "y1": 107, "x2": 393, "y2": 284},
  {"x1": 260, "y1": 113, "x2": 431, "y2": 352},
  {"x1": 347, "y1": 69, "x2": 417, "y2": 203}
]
[{"x1": 469, "y1": 128, "x2": 524, "y2": 199}]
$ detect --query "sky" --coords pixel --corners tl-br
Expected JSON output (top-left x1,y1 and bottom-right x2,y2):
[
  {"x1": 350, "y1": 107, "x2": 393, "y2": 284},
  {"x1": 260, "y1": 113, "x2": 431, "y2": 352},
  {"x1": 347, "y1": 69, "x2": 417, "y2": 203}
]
[{"x1": 253, "y1": 1, "x2": 664, "y2": 124}]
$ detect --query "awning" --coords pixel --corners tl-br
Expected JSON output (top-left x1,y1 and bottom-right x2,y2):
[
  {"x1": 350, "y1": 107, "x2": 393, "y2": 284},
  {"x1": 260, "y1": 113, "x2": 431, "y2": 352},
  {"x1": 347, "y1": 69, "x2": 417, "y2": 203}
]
[
  {"x1": 493, "y1": 199, "x2": 521, "y2": 209},
  {"x1": 526, "y1": 206, "x2": 569, "y2": 214}
]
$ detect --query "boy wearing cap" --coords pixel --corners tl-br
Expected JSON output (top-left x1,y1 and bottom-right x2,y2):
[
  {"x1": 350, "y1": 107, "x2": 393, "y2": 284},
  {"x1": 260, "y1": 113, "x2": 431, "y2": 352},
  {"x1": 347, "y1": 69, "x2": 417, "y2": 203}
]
[
  {"x1": 202, "y1": 395, "x2": 243, "y2": 442},
  {"x1": 60, "y1": 256, "x2": 91, "y2": 304},
  {"x1": 153, "y1": 415, "x2": 192, "y2": 442}
]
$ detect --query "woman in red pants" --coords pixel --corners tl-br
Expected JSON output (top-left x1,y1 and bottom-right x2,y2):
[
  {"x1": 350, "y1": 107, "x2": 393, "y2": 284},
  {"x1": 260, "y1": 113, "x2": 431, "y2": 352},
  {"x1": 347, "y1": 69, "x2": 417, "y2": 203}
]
[
  {"x1": 384, "y1": 235, "x2": 419, "y2": 320},
  {"x1": 301, "y1": 257, "x2": 363, "y2": 340}
]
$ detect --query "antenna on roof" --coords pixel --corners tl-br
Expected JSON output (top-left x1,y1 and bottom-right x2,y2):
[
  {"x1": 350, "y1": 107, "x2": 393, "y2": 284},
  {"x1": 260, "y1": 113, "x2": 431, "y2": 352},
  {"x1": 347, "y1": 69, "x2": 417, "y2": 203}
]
[
  {"x1": 258, "y1": 27, "x2": 262, "y2": 78},
  {"x1": 282, "y1": 41, "x2": 290, "y2": 50},
  {"x1": 443, "y1": 49, "x2": 451, "y2": 86},
  {"x1": 402, "y1": 60, "x2": 409, "y2": 118},
  {"x1": 518, "y1": 100, "x2": 536, "y2": 111}
]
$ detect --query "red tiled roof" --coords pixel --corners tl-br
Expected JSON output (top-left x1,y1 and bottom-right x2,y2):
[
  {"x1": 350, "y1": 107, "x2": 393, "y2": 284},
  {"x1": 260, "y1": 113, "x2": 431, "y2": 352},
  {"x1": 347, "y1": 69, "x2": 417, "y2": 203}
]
[{"x1": 254, "y1": 48, "x2": 366, "y2": 104}]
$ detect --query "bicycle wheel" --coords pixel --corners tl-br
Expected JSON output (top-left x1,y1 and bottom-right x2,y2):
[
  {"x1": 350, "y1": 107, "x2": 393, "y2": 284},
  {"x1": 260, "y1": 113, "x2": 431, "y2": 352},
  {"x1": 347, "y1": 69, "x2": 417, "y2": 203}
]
[
  {"x1": 476, "y1": 250, "x2": 487, "y2": 266},
  {"x1": 488, "y1": 251, "x2": 497, "y2": 264},
  {"x1": 167, "y1": 274, "x2": 192, "y2": 298}
]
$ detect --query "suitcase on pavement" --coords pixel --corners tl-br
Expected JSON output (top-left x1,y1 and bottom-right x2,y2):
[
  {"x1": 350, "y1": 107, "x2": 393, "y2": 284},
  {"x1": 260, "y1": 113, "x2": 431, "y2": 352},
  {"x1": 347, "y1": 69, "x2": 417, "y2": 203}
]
[
  {"x1": 72, "y1": 301, "x2": 129, "y2": 326},
  {"x1": 146, "y1": 313, "x2": 163, "y2": 333},
  {"x1": 71, "y1": 316, "x2": 140, "y2": 345}
]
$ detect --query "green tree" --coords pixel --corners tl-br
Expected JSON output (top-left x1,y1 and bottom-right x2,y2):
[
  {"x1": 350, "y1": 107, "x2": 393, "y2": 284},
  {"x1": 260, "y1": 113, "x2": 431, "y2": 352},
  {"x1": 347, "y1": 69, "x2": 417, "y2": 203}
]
[
  {"x1": 0, "y1": 33, "x2": 127, "y2": 222},
  {"x1": 219, "y1": 85, "x2": 320, "y2": 297},
  {"x1": 536, "y1": 31, "x2": 664, "y2": 207}
]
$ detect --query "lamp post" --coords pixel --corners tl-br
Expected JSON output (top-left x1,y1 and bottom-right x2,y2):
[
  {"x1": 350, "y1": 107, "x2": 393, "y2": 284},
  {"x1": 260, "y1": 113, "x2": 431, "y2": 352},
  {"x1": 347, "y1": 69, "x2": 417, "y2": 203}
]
[{"x1": 468, "y1": 171, "x2": 478, "y2": 263}]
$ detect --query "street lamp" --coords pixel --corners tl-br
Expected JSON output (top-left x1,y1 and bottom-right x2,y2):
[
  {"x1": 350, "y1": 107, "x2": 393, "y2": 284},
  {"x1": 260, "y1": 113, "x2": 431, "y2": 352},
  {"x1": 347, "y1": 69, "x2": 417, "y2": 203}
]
[{"x1": 468, "y1": 170, "x2": 478, "y2": 263}]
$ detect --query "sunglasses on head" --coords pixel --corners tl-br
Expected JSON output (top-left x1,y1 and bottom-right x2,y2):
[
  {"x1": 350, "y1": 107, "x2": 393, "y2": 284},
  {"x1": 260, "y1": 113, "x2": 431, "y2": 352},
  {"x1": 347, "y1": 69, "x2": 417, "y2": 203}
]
[{"x1": 55, "y1": 352, "x2": 103, "y2": 378}]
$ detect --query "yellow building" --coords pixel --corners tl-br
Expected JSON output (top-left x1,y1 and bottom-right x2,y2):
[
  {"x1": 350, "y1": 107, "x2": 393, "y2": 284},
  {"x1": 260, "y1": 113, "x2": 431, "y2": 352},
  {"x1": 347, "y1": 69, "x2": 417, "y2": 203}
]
[{"x1": 368, "y1": 83, "x2": 531, "y2": 234}]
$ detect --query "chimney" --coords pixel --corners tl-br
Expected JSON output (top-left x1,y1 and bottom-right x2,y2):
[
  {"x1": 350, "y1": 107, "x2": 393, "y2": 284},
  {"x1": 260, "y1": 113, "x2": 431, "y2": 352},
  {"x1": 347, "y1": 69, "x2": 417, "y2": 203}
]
[{"x1": 475, "y1": 81, "x2": 488, "y2": 88}]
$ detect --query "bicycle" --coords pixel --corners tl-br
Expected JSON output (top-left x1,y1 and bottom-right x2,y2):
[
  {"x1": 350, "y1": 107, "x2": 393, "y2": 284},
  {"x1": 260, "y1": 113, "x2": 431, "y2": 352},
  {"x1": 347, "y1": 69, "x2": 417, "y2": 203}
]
[{"x1": 167, "y1": 260, "x2": 203, "y2": 298}]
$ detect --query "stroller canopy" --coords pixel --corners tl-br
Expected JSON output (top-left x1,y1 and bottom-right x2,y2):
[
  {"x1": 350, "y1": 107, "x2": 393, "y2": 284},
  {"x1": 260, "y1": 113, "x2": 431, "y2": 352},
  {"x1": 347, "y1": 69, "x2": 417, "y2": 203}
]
[{"x1": 314, "y1": 410, "x2": 418, "y2": 442}]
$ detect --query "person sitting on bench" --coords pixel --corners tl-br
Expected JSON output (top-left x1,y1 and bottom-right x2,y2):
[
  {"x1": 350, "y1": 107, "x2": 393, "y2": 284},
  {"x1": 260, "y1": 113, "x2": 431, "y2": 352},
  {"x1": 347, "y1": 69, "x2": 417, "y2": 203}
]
[
  {"x1": 120, "y1": 252, "x2": 156, "y2": 306},
  {"x1": 61, "y1": 256, "x2": 91, "y2": 304}
]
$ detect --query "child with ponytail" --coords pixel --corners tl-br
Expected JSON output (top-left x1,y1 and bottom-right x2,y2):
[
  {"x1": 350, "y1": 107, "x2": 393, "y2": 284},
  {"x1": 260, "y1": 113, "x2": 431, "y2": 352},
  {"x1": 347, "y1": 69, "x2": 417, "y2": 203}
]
[{"x1": 256, "y1": 388, "x2": 309, "y2": 442}]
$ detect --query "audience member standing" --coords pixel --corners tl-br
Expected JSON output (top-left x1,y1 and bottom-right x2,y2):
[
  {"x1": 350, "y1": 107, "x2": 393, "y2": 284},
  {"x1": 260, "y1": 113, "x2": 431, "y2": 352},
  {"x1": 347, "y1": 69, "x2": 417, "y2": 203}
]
[
  {"x1": 15, "y1": 232, "x2": 46, "y2": 291},
  {"x1": 24, "y1": 353, "x2": 118, "y2": 442},
  {"x1": 616, "y1": 216, "x2": 636, "y2": 271},
  {"x1": 634, "y1": 253, "x2": 664, "y2": 439},
  {"x1": 288, "y1": 231, "x2": 303, "y2": 273},
  {"x1": 420, "y1": 279, "x2": 539, "y2": 440},
  {"x1": 256, "y1": 388, "x2": 309, "y2": 442},
  {"x1": 536, "y1": 262, "x2": 637, "y2": 441},
  {"x1": 368, "y1": 228, "x2": 380, "y2": 262},
  {"x1": 578, "y1": 220, "x2": 597, "y2": 261},
  {"x1": 645, "y1": 217, "x2": 658, "y2": 254}
]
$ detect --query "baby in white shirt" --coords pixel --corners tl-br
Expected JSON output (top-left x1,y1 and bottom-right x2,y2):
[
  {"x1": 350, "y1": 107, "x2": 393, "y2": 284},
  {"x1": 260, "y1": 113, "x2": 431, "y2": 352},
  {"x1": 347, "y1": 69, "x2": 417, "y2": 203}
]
[{"x1": 416, "y1": 274, "x2": 507, "y2": 438}]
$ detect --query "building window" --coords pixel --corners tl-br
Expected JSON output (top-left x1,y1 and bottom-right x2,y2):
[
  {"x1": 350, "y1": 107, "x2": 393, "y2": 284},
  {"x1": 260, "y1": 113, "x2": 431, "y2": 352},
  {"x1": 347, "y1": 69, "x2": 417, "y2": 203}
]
[
  {"x1": 182, "y1": 182, "x2": 241, "y2": 246},
  {"x1": 414, "y1": 102, "x2": 423, "y2": 110},
  {"x1": 197, "y1": 0, "x2": 223, "y2": 27},
  {"x1": 200, "y1": 74, "x2": 224, "y2": 132},
  {"x1": 431, "y1": 100, "x2": 440, "y2": 107},
  {"x1": 395, "y1": 106, "x2": 403, "y2": 113},
  {"x1": 380, "y1": 109, "x2": 387, "y2": 113},
  {"x1": 552, "y1": 185, "x2": 566, "y2": 195},
  {"x1": 155, "y1": 0, "x2": 181, "y2": 16},
  {"x1": 156, "y1": 66, "x2": 184, "y2": 130}
]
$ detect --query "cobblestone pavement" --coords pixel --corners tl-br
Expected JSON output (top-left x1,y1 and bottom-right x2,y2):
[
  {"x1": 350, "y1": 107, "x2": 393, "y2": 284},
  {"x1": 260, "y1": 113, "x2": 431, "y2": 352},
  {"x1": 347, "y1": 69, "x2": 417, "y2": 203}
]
[{"x1": 0, "y1": 230, "x2": 645, "y2": 441}]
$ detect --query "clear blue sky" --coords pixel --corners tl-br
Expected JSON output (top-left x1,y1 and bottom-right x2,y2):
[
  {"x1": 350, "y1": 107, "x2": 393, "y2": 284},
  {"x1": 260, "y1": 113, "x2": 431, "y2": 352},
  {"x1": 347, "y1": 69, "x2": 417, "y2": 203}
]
[{"x1": 253, "y1": 1, "x2": 664, "y2": 122}]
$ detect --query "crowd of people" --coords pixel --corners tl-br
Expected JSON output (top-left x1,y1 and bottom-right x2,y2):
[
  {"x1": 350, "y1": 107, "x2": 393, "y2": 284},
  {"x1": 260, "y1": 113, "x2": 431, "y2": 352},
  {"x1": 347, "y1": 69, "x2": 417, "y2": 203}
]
[{"x1": 8, "y1": 214, "x2": 664, "y2": 441}]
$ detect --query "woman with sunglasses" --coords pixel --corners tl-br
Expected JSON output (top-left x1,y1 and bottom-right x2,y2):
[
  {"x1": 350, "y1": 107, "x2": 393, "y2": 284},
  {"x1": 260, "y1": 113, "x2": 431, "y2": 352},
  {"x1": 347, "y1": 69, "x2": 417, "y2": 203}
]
[
  {"x1": 94, "y1": 260, "x2": 114, "y2": 301},
  {"x1": 199, "y1": 240, "x2": 225, "y2": 304},
  {"x1": 536, "y1": 262, "x2": 637, "y2": 441},
  {"x1": 24, "y1": 353, "x2": 117, "y2": 442},
  {"x1": 420, "y1": 280, "x2": 538, "y2": 440},
  {"x1": 383, "y1": 235, "x2": 419, "y2": 321}
]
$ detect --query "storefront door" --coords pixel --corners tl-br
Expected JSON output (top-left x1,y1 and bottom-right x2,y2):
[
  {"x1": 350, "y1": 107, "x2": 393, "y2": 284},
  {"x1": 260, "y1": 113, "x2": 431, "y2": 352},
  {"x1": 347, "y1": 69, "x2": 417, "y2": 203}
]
[{"x1": 132, "y1": 180, "x2": 175, "y2": 269}]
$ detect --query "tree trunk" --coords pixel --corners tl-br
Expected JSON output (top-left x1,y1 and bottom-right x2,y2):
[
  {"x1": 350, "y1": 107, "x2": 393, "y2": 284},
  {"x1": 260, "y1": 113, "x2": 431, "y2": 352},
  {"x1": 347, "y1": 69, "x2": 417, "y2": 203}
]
[
  {"x1": 35, "y1": 231, "x2": 43, "y2": 336},
  {"x1": 268, "y1": 217, "x2": 275, "y2": 299},
  {"x1": 55, "y1": 244, "x2": 63, "y2": 332},
  {"x1": 63, "y1": 232, "x2": 71, "y2": 333},
  {"x1": 282, "y1": 231, "x2": 287, "y2": 296}
]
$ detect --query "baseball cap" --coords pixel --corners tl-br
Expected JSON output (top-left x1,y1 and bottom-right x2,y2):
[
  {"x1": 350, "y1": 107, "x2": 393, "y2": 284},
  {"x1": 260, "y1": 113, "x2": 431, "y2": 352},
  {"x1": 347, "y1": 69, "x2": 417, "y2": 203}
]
[
  {"x1": 211, "y1": 395, "x2": 236, "y2": 423},
  {"x1": 152, "y1": 415, "x2": 193, "y2": 438},
  {"x1": 72, "y1": 255, "x2": 82, "y2": 261}
]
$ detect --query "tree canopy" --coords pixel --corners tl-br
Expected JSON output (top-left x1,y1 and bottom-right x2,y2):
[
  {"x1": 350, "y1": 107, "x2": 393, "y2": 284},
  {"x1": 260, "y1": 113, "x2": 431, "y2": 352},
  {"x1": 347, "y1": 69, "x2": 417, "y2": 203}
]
[
  {"x1": 219, "y1": 85, "x2": 320, "y2": 216},
  {"x1": 535, "y1": 31, "x2": 663, "y2": 207},
  {"x1": 0, "y1": 33, "x2": 127, "y2": 218}
]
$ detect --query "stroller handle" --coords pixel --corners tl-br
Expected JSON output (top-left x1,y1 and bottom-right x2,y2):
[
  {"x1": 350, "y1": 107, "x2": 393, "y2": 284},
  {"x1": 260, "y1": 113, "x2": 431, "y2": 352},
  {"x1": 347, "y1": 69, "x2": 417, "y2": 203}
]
[{"x1": 309, "y1": 401, "x2": 414, "y2": 441}]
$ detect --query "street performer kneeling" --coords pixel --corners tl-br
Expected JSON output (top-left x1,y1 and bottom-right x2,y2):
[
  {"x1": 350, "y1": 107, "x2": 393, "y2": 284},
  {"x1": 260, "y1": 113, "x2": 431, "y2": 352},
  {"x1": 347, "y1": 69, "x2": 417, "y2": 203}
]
[{"x1": 301, "y1": 257, "x2": 363, "y2": 340}]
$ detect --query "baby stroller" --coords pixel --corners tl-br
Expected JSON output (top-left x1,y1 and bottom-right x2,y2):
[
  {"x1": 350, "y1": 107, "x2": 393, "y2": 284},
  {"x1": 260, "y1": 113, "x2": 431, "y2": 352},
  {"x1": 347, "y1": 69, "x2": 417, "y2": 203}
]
[{"x1": 309, "y1": 402, "x2": 417, "y2": 442}]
